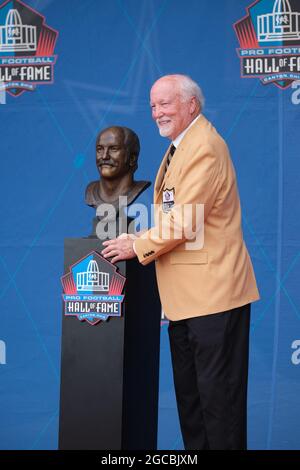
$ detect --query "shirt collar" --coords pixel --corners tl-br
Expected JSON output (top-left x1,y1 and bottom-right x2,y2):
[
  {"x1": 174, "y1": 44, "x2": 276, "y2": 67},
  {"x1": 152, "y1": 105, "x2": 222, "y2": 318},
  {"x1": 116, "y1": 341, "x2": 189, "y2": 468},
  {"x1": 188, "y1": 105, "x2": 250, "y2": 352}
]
[{"x1": 172, "y1": 114, "x2": 201, "y2": 148}]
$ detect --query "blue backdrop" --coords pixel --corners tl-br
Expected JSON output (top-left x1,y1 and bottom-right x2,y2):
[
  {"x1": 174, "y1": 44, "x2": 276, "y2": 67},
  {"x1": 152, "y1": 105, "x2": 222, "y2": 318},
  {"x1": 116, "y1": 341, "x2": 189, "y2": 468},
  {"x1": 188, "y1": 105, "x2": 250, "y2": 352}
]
[{"x1": 0, "y1": 0, "x2": 300, "y2": 450}]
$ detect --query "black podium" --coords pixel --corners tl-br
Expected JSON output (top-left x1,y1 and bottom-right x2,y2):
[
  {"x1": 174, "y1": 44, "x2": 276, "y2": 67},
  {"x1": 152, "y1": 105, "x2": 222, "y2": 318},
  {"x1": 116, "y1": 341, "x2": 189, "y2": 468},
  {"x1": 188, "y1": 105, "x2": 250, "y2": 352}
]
[{"x1": 58, "y1": 238, "x2": 161, "y2": 450}]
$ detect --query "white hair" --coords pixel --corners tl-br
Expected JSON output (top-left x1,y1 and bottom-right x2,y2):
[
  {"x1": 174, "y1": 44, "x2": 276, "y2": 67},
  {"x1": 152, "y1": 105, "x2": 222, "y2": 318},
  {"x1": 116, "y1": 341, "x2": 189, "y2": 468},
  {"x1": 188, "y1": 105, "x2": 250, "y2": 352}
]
[{"x1": 171, "y1": 74, "x2": 205, "y2": 111}]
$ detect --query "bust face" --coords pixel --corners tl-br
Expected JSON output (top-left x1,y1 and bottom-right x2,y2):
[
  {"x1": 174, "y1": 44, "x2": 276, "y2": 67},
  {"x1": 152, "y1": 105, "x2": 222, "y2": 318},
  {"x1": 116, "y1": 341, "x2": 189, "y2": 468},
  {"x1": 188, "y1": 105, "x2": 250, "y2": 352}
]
[{"x1": 96, "y1": 128, "x2": 132, "y2": 180}]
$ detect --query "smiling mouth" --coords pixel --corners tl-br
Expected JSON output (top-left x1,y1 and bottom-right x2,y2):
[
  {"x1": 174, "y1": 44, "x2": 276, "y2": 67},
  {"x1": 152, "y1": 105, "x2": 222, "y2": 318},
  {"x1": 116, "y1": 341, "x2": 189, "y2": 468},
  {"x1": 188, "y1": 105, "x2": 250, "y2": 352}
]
[{"x1": 158, "y1": 120, "x2": 171, "y2": 126}]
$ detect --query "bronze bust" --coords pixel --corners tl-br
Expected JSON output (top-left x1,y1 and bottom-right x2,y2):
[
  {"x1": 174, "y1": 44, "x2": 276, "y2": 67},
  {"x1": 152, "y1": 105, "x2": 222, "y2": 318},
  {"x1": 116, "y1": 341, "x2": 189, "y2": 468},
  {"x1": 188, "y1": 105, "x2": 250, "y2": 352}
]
[{"x1": 85, "y1": 126, "x2": 151, "y2": 235}]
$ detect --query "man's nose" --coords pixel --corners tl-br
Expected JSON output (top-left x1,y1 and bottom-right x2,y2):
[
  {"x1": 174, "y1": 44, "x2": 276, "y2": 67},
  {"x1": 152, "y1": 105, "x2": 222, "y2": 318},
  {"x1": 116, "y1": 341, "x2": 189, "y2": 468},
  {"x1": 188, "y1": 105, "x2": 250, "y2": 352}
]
[
  {"x1": 153, "y1": 106, "x2": 164, "y2": 120},
  {"x1": 102, "y1": 147, "x2": 110, "y2": 159}
]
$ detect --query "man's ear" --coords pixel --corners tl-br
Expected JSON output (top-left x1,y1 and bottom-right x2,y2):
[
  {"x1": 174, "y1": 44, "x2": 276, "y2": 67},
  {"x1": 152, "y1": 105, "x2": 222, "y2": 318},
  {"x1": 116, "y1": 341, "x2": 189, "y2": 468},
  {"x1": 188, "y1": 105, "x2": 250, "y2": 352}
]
[
  {"x1": 129, "y1": 154, "x2": 137, "y2": 169},
  {"x1": 190, "y1": 96, "x2": 197, "y2": 115}
]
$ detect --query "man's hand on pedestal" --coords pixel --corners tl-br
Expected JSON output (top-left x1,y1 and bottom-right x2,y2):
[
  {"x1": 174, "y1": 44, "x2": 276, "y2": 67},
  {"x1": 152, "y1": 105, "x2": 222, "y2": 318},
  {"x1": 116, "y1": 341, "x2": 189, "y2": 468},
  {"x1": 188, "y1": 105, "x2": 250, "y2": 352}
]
[{"x1": 101, "y1": 233, "x2": 137, "y2": 264}]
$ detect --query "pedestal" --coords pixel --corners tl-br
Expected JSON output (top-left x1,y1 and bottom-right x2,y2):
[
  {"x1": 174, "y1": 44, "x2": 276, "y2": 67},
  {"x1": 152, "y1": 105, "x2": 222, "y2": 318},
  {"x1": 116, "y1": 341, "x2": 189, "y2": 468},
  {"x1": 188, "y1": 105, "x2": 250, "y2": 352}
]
[{"x1": 58, "y1": 238, "x2": 161, "y2": 450}]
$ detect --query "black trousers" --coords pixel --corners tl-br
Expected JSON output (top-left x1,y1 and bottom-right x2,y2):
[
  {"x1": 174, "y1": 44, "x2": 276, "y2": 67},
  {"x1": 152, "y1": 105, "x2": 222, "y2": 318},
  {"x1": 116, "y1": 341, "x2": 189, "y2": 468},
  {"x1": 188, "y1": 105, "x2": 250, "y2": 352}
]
[{"x1": 168, "y1": 304, "x2": 251, "y2": 450}]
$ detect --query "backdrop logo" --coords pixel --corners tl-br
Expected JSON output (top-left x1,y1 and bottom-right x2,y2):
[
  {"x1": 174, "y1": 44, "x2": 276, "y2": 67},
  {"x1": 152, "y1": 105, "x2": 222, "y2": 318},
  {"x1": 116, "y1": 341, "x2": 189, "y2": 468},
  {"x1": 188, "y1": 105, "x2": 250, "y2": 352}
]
[
  {"x1": 234, "y1": 0, "x2": 300, "y2": 89},
  {"x1": 0, "y1": 0, "x2": 58, "y2": 97},
  {"x1": 61, "y1": 252, "x2": 126, "y2": 326}
]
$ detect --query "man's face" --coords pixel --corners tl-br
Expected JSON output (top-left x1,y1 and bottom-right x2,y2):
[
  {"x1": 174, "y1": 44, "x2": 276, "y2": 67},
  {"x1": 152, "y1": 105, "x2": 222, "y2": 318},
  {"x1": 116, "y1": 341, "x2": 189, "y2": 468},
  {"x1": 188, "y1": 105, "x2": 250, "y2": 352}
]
[
  {"x1": 96, "y1": 128, "x2": 131, "y2": 180},
  {"x1": 150, "y1": 78, "x2": 195, "y2": 141}
]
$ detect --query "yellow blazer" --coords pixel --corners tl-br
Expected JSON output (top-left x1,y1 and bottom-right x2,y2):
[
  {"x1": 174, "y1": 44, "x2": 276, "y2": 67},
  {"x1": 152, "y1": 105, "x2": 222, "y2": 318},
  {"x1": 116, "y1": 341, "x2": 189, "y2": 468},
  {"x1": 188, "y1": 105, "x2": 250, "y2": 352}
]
[{"x1": 134, "y1": 115, "x2": 260, "y2": 320}]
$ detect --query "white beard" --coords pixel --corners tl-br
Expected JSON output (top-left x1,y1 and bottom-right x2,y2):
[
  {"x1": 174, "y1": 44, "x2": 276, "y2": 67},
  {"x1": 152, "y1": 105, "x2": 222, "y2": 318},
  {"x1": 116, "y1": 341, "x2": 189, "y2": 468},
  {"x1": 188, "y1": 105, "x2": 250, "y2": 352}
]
[{"x1": 157, "y1": 121, "x2": 173, "y2": 137}]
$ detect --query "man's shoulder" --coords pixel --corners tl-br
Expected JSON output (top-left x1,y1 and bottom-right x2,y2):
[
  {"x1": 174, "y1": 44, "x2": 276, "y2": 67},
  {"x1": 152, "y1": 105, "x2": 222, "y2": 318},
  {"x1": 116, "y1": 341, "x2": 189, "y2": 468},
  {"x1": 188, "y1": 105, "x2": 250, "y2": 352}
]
[
  {"x1": 181, "y1": 116, "x2": 227, "y2": 156},
  {"x1": 86, "y1": 180, "x2": 98, "y2": 189},
  {"x1": 197, "y1": 118, "x2": 230, "y2": 160},
  {"x1": 85, "y1": 180, "x2": 100, "y2": 207}
]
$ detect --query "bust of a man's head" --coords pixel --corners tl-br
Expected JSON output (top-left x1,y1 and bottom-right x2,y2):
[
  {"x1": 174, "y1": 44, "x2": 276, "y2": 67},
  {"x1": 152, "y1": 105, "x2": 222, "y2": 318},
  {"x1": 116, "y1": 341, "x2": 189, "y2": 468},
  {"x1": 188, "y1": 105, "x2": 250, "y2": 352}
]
[
  {"x1": 85, "y1": 126, "x2": 150, "y2": 210},
  {"x1": 96, "y1": 126, "x2": 139, "y2": 181}
]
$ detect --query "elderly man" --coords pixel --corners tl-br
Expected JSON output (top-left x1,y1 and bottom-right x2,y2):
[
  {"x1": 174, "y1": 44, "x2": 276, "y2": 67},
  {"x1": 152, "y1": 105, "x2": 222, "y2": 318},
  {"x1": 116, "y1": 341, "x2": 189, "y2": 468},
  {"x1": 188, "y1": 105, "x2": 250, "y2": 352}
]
[{"x1": 102, "y1": 74, "x2": 259, "y2": 450}]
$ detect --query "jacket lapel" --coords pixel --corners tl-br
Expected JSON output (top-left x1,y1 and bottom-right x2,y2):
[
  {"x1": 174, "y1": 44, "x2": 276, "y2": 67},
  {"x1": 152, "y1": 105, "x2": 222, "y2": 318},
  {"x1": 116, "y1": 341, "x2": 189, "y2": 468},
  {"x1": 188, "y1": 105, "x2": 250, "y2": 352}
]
[
  {"x1": 154, "y1": 145, "x2": 173, "y2": 201},
  {"x1": 154, "y1": 115, "x2": 209, "y2": 203}
]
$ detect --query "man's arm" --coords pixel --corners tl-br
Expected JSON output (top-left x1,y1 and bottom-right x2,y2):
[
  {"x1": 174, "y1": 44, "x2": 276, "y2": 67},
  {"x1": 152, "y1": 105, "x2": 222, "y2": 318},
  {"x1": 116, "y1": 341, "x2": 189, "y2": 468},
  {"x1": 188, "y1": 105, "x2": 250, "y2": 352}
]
[
  {"x1": 134, "y1": 143, "x2": 220, "y2": 265},
  {"x1": 102, "y1": 143, "x2": 220, "y2": 264}
]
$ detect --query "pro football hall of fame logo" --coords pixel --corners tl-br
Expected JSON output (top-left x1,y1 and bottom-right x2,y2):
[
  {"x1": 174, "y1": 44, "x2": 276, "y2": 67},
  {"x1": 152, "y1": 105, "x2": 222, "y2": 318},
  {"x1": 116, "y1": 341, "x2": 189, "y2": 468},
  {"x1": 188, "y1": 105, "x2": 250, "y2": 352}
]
[
  {"x1": 0, "y1": 0, "x2": 58, "y2": 96},
  {"x1": 234, "y1": 0, "x2": 300, "y2": 88},
  {"x1": 61, "y1": 252, "x2": 126, "y2": 326}
]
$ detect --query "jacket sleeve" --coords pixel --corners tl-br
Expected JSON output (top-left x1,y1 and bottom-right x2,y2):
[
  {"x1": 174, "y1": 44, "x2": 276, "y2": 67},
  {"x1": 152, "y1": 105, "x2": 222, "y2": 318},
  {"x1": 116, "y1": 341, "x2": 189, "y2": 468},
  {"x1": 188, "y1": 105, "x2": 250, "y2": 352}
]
[{"x1": 134, "y1": 143, "x2": 221, "y2": 265}]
